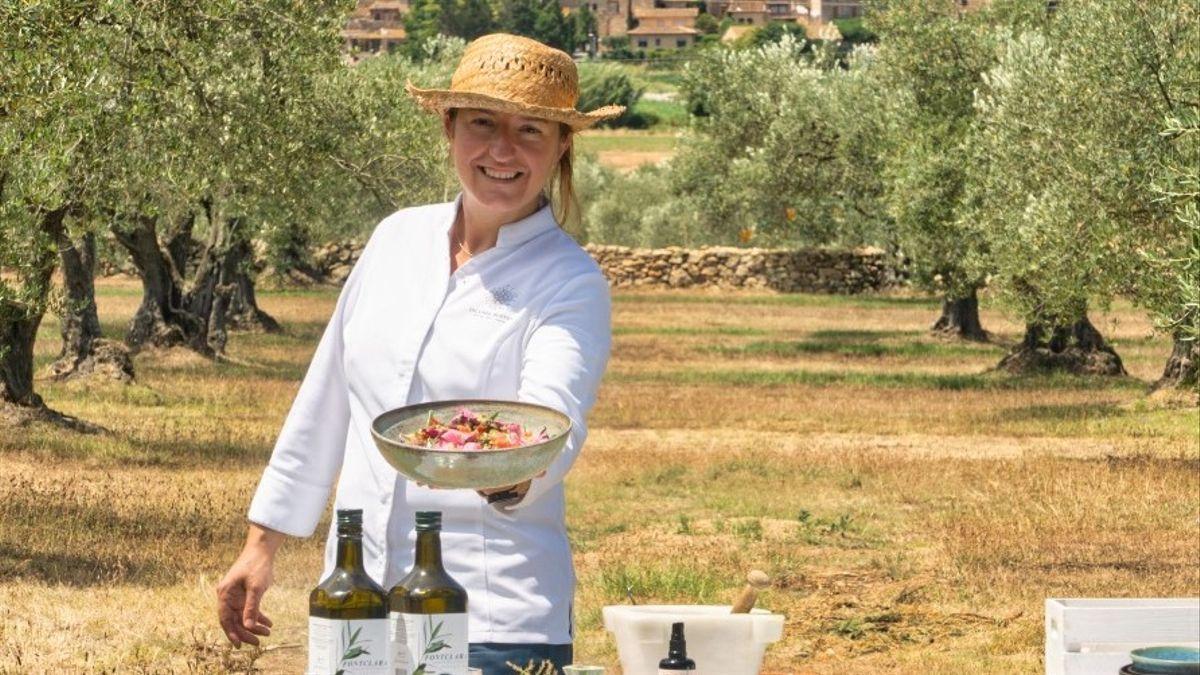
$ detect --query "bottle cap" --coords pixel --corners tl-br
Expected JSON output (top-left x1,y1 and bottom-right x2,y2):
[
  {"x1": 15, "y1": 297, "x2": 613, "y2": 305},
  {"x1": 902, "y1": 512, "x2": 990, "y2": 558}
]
[
  {"x1": 336, "y1": 508, "x2": 363, "y2": 535},
  {"x1": 669, "y1": 622, "x2": 687, "y2": 655},
  {"x1": 415, "y1": 510, "x2": 442, "y2": 531}
]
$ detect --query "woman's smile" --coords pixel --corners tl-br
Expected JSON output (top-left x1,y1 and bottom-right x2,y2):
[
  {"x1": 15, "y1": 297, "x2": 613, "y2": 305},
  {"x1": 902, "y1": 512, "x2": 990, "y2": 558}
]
[{"x1": 478, "y1": 165, "x2": 524, "y2": 182}]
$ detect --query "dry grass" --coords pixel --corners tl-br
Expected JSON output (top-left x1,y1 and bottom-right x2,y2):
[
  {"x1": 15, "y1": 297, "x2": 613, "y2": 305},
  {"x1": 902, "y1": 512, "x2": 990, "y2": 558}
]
[
  {"x1": 0, "y1": 279, "x2": 1196, "y2": 674},
  {"x1": 575, "y1": 130, "x2": 679, "y2": 173}
]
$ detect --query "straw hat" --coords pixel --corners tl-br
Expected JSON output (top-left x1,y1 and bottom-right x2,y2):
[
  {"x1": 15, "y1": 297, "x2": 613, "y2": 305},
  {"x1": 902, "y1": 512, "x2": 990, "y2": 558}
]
[{"x1": 406, "y1": 33, "x2": 625, "y2": 130}]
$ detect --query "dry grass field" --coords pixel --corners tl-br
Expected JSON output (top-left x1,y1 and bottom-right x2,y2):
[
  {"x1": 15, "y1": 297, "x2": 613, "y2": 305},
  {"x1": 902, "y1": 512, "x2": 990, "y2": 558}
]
[
  {"x1": 0, "y1": 278, "x2": 1196, "y2": 674},
  {"x1": 575, "y1": 130, "x2": 679, "y2": 173}
]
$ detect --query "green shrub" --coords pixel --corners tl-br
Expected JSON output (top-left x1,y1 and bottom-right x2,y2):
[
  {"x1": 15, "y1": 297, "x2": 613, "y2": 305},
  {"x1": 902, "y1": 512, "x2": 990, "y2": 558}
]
[
  {"x1": 577, "y1": 63, "x2": 644, "y2": 128},
  {"x1": 575, "y1": 156, "x2": 728, "y2": 248}
]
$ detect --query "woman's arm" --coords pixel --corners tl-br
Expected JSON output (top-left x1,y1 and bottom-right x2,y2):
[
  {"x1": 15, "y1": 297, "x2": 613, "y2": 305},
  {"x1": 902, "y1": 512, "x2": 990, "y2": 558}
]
[
  {"x1": 218, "y1": 224, "x2": 379, "y2": 646},
  {"x1": 246, "y1": 232, "x2": 374, "y2": 536},
  {"x1": 503, "y1": 271, "x2": 612, "y2": 510}
]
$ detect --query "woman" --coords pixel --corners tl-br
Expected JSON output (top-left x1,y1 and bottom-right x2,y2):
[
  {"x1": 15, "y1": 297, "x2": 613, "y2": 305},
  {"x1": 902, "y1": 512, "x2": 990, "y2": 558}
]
[{"x1": 215, "y1": 33, "x2": 623, "y2": 673}]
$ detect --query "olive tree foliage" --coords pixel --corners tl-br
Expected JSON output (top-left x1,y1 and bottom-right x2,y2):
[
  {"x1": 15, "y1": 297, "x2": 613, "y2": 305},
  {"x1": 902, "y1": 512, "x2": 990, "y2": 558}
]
[
  {"x1": 868, "y1": 0, "x2": 1048, "y2": 340},
  {"x1": 578, "y1": 35, "x2": 892, "y2": 251},
  {"x1": 578, "y1": 37, "x2": 888, "y2": 250},
  {"x1": 266, "y1": 35, "x2": 460, "y2": 270},
  {"x1": 967, "y1": 0, "x2": 1198, "y2": 382},
  {"x1": 671, "y1": 36, "x2": 887, "y2": 249},
  {"x1": 574, "y1": 160, "x2": 695, "y2": 248}
]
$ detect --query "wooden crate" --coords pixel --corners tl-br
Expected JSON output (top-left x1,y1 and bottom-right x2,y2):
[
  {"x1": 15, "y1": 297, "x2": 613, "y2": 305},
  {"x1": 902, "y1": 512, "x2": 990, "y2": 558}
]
[{"x1": 1045, "y1": 598, "x2": 1200, "y2": 675}]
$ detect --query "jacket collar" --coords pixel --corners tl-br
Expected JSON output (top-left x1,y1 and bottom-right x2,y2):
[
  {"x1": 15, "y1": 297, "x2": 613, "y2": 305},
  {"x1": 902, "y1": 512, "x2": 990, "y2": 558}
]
[{"x1": 444, "y1": 193, "x2": 559, "y2": 250}]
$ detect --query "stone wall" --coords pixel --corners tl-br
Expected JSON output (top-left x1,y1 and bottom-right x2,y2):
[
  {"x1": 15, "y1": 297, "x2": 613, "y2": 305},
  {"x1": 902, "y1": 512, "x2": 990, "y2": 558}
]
[
  {"x1": 584, "y1": 244, "x2": 904, "y2": 294},
  {"x1": 312, "y1": 240, "x2": 364, "y2": 285},
  {"x1": 307, "y1": 241, "x2": 905, "y2": 293}
]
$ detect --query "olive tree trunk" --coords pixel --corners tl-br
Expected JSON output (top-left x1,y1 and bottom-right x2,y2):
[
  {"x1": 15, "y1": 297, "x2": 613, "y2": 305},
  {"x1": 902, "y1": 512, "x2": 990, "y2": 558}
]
[
  {"x1": 1, "y1": 207, "x2": 64, "y2": 408},
  {"x1": 998, "y1": 315, "x2": 1126, "y2": 376},
  {"x1": 1153, "y1": 333, "x2": 1198, "y2": 391},
  {"x1": 47, "y1": 231, "x2": 134, "y2": 382},
  {"x1": 114, "y1": 209, "x2": 279, "y2": 358},
  {"x1": 0, "y1": 310, "x2": 44, "y2": 408},
  {"x1": 931, "y1": 288, "x2": 988, "y2": 342},
  {"x1": 114, "y1": 213, "x2": 204, "y2": 353},
  {"x1": 222, "y1": 236, "x2": 281, "y2": 334}
]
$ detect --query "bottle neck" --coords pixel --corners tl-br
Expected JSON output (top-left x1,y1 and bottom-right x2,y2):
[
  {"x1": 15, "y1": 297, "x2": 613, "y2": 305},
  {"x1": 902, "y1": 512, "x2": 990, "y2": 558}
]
[
  {"x1": 335, "y1": 534, "x2": 366, "y2": 573},
  {"x1": 414, "y1": 529, "x2": 444, "y2": 570}
]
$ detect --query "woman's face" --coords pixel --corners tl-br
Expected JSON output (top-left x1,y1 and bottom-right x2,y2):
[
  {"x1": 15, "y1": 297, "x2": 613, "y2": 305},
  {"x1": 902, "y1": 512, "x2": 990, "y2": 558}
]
[{"x1": 444, "y1": 108, "x2": 570, "y2": 217}]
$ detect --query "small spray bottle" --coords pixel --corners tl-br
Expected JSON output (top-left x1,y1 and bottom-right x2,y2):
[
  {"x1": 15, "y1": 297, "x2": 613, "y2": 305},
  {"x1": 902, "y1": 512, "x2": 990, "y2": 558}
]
[{"x1": 658, "y1": 621, "x2": 697, "y2": 673}]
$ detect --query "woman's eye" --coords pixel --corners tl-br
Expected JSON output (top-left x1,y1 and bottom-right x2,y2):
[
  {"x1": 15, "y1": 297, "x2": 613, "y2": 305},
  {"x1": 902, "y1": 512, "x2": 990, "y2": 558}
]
[
  {"x1": 521, "y1": 126, "x2": 542, "y2": 135},
  {"x1": 471, "y1": 118, "x2": 493, "y2": 128}
]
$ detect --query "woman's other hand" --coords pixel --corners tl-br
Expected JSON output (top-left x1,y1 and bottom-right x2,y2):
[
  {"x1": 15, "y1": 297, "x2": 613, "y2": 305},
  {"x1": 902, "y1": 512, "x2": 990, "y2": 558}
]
[
  {"x1": 217, "y1": 524, "x2": 284, "y2": 647},
  {"x1": 477, "y1": 471, "x2": 543, "y2": 506},
  {"x1": 478, "y1": 480, "x2": 531, "y2": 506}
]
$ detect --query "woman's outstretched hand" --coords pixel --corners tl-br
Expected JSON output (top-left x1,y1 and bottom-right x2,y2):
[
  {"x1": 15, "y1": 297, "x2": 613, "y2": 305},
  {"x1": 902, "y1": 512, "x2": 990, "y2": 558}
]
[{"x1": 217, "y1": 524, "x2": 284, "y2": 648}]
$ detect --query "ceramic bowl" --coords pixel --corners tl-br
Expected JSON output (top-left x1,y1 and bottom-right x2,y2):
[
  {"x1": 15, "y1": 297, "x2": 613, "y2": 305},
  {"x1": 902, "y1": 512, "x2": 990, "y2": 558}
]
[
  {"x1": 1130, "y1": 646, "x2": 1200, "y2": 675},
  {"x1": 372, "y1": 399, "x2": 571, "y2": 490}
]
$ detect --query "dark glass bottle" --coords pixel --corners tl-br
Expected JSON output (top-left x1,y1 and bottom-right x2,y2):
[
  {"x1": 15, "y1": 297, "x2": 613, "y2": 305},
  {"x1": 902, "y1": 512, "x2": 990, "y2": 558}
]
[
  {"x1": 389, "y1": 511, "x2": 469, "y2": 675},
  {"x1": 308, "y1": 509, "x2": 390, "y2": 674},
  {"x1": 658, "y1": 622, "x2": 697, "y2": 672}
]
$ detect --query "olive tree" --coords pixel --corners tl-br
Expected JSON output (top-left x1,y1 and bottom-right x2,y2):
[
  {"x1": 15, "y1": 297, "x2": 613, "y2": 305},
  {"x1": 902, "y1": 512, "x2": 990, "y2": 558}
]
[
  {"x1": 0, "y1": 2, "x2": 128, "y2": 413},
  {"x1": 868, "y1": 0, "x2": 1048, "y2": 341},
  {"x1": 968, "y1": 0, "x2": 1197, "y2": 380},
  {"x1": 97, "y1": 1, "x2": 360, "y2": 356},
  {"x1": 1147, "y1": 111, "x2": 1200, "y2": 389}
]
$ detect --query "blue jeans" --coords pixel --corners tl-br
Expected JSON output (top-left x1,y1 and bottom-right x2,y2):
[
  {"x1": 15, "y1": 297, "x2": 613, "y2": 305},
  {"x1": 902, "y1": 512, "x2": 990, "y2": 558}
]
[{"x1": 468, "y1": 642, "x2": 574, "y2": 675}]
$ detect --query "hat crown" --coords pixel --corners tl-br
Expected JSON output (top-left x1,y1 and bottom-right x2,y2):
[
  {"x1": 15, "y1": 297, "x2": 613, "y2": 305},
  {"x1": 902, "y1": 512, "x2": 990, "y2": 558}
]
[{"x1": 449, "y1": 34, "x2": 579, "y2": 111}]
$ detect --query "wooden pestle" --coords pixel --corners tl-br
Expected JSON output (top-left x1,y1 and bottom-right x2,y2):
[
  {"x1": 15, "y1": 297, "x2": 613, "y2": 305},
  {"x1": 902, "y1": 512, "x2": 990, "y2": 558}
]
[{"x1": 730, "y1": 570, "x2": 770, "y2": 614}]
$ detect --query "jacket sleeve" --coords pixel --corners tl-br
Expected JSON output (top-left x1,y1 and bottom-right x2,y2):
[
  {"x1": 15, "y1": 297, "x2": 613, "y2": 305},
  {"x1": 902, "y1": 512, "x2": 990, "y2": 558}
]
[
  {"x1": 507, "y1": 271, "x2": 612, "y2": 510},
  {"x1": 246, "y1": 232, "x2": 377, "y2": 537}
]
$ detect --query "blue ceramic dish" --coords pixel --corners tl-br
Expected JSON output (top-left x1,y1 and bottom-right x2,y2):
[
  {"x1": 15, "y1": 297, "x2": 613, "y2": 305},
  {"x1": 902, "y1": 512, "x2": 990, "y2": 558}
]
[{"x1": 1130, "y1": 646, "x2": 1200, "y2": 675}]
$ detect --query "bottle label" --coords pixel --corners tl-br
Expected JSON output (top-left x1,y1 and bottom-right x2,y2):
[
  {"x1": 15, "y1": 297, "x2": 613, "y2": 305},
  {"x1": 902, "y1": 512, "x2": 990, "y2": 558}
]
[
  {"x1": 390, "y1": 611, "x2": 469, "y2": 675},
  {"x1": 307, "y1": 617, "x2": 391, "y2": 674}
]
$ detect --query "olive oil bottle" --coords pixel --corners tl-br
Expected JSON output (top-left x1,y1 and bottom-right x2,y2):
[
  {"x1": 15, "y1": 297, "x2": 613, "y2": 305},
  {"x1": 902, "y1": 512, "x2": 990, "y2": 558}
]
[
  {"x1": 389, "y1": 511, "x2": 469, "y2": 675},
  {"x1": 308, "y1": 509, "x2": 390, "y2": 674}
]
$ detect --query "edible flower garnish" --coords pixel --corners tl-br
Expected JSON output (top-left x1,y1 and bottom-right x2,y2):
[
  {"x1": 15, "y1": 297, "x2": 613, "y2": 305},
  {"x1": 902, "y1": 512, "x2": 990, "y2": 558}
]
[{"x1": 406, "y1": 407, "x2": 550, "y2": 451}]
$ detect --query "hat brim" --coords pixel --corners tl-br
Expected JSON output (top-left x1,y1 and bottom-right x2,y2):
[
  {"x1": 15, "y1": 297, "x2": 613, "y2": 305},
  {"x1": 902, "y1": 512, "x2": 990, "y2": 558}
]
[{"x1": 406, "y1": 82, "x2": 625, "y2": 131}]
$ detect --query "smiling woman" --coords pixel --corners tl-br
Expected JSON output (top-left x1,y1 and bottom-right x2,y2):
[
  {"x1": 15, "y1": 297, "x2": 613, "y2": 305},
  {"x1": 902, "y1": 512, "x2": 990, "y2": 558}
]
[{"x1": 215, "y1": 32, "x2": 625, "y2": 675}]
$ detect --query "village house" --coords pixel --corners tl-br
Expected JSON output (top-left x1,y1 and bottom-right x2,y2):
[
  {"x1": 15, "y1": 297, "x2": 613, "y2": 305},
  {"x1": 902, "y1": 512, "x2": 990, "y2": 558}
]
[
  {"x1": 765, "y1": 0, "x2": 810, "y2": 21},
  {"x1": 342, "y1": 0, "x2": 408, "y2": 56},
  {"x1": 724, "y1": 1, "x2": 768, "y2": 25},
  {"x1": 628, "y1": 7, "x2": 701, "y2": 50},
  {"x1": 563, "y1": 0, "x2": 634, "y2": 40},
  {"x1": 810, "y1": 0, "x2": 862, "y2": 20}
]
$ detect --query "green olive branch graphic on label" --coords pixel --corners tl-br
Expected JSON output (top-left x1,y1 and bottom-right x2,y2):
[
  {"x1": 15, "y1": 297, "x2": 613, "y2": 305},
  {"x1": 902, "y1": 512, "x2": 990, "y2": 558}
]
[
  {"x1": 412, "y1": 615, "x2": 454, "y2": 675},
  {"x1": 340, "y1": 622, "x2": 372, "y2": 666}
]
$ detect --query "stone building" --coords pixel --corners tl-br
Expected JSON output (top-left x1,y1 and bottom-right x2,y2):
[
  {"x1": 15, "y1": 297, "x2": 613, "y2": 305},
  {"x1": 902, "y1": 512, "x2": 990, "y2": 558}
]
[
  {"x1": 342, "y1": 0, "x2": 409, "y2": 56},
  {"x1": 628, "y1": 7, "x2": 701, "y2": 50}
]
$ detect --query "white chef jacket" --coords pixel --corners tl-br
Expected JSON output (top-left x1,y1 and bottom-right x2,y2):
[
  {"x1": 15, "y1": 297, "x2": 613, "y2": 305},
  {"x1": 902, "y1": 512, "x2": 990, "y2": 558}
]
[{"x1": 246, "y1": 194, "x2": 612, "y2": 644}]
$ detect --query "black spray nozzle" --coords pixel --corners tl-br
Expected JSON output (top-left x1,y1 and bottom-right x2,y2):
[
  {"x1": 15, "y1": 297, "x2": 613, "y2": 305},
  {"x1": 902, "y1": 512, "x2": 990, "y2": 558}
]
[{"x1": 669, "y1": 621, "x2": 687, "y2": 656}]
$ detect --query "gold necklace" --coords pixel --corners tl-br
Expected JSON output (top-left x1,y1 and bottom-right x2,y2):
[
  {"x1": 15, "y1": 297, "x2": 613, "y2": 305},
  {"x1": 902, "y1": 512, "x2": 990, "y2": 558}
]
[{"x1": 454, "y1": 221, "x2": 473, "y2": 257}]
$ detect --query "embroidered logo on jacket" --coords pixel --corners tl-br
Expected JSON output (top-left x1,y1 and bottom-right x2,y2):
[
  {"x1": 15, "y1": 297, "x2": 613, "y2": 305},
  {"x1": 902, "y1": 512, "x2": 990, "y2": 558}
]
[
  {"x1": 487, "y1": 284, "x2": 518, "y2": 308},
  {"x1": 469, "y1": 284, "x2": 519, "y2": 323}
]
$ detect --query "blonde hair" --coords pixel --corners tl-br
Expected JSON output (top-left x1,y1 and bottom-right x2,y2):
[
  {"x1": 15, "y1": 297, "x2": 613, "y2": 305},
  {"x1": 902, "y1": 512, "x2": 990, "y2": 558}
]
[
  {"x1": 446, "y1": 110, "x2": 577, "y2": 228},
  {"x1": 546, "y1": 122, "x2": 578, "y2": 228}
]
